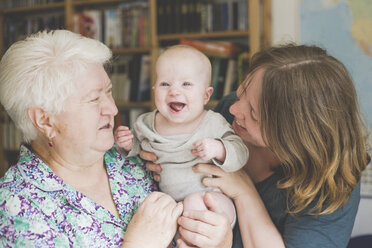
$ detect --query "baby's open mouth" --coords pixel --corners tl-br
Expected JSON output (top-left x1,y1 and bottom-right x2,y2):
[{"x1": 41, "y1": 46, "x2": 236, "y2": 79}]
[{"x1": 169, "y1": 102, "x2": 185, "y2": 112}]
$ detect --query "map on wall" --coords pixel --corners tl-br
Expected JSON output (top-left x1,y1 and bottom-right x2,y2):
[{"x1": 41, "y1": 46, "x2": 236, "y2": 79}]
[
  {"x1": 300, "y1": 0, "x2": 372, "y2": 127},
  {"x1": 300, "y1": 0, "x2": 372, "y2": 196}
]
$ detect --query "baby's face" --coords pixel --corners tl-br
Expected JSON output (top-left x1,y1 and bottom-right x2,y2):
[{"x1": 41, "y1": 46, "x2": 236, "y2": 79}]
[{"x1": 154, "y1": 51, "x2": 212, "y2": 125}]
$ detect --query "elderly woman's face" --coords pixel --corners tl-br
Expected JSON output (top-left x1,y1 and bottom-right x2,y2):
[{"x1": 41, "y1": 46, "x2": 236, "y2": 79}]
[
  {"x1": 229, "y1": 69, "x2": 266, "y2": 148},
  {"x1": 52, "y1": 63, "x2": 118, "y2": 158}
]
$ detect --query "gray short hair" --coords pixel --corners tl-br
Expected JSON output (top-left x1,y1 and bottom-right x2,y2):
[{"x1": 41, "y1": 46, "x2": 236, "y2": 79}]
[{"x1": 0, "y1": 30, "x2": 112, "y2": 142}]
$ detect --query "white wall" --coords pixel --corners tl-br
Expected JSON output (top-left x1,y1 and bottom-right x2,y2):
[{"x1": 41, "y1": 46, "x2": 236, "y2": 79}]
[{"x1": 271, "y1": 0, "x2": 300, "y2": 45}]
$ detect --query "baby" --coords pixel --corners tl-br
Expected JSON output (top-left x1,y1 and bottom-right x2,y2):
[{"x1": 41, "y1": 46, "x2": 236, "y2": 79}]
[{"x1": 115, "y1": 45, "x2": 249, "y2": 227}]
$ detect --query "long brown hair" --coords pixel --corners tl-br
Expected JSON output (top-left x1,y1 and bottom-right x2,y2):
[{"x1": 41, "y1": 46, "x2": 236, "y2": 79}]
[{"x1": 247, "y1": 44, "x2": 370, "y2": 215}]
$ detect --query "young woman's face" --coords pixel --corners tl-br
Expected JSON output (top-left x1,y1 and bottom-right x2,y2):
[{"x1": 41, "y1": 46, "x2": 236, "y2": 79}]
[{"x1": 229, "y1": 69, "x2": 266, "y2": 147}]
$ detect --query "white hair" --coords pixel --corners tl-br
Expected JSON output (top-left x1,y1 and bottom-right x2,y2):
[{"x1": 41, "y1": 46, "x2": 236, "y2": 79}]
[{"x1": 0, "y1": 30, "x2": 112, "y2": 142}]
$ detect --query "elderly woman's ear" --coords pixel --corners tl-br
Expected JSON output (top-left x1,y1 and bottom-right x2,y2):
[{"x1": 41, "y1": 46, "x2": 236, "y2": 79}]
[{"x1": 28, "y1": 107, "x2": 55, "y2": 140}]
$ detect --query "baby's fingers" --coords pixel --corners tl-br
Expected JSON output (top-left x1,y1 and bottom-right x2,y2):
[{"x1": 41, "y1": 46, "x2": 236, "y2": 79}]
[{"x1": 116, "y1": 134, "x2": 134, "y2": 143}]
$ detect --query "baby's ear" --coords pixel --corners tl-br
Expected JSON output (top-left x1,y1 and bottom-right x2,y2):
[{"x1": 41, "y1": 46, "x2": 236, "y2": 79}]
[{"x1": 204, "y1": 86, "x2": 213, "y2": 104}]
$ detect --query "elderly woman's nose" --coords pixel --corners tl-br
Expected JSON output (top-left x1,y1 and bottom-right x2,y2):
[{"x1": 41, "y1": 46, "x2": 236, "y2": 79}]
[{"x1": 101, "y1": 95, "x2": 118, "y2": 116}]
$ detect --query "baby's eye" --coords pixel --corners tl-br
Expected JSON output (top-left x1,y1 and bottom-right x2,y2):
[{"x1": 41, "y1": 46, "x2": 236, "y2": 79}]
[
  {"x1": 160, "y1": 82, "x2": 169, "y2": 87},
  {"x1": 183, "y1": 82, "x2": 192, "y2": 86}
]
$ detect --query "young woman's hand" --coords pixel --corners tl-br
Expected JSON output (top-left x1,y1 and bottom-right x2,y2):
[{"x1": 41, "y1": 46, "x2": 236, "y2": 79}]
[
  {"x1": 123, "y1": 192, "x2": 183, "y2": 248},
  {"x1": 177, "y1": 192, "x2": 232, "y2": 248},
  {"x1": 139, "y1": 150, "x2": 162, "y2": 182},
  {"x1": 192, "y1": 163, "x2": 254, "y2": 201}
]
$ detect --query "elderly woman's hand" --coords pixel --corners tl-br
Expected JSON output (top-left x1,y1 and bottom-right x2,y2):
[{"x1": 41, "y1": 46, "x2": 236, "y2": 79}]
[
  {"x1": 123, "y1": 192, "x2": 183, "y2": 248},
  {"x1": 177, "y1": 192, "x2": 232, "y2": 248},
  {"x1": 140, "y1": 150, "x2": 162, "y2": 182}
]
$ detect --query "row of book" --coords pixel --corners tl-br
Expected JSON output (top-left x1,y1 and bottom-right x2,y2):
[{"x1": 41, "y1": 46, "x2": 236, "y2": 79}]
[
  {"x1": 157, "y1": 0, "x2": 249, "y2": 35},
  {"x1": 3, "y1": 13, "x2": 64, "y2": 50},
  {"x1": 74, "y1": 1, "x2": 150, "y2": 49},
  {"x1": 1, "y1": 0, "x2": 63, "y2": 9},
  {"x1": 109, "y1": 54, "x2": 151, "y2": 103}
]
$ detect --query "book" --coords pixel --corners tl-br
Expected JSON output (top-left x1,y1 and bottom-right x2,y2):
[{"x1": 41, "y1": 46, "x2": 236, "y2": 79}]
[
  {"x1": 104, "y1": 9, "x2": 116, "y2": 48},
  {"x1": 238, "y1": 0, "x2": 248, "y2": 30},
  {"x1": 157, "y1": 0, "x2": 165, "y2": 34},
  {"x1": 210, "y1": 58, "x2": 221, "y2": 100},
  {"x1": 129, "y1": 55, "x2": 143, "y2": 102},
  {"x1": 216, "y1": 58, "x2": 229, "y2": 99},
  {"x1": 137, "y1": 55, "x2": 151, "y2": 102},
  {"x1": 111, "y1": 57, "x2": 131, "y2": 102},
  {"x1": 119, "y1": 1, "x2": 150, "y2": 48},
  {"x1": 179, "y1": 39, "x2": 242, "y2": 57},
  {"x1": 237, "y1": 52, "x2": 249, "y2": 85},
  {"x1": 223, "y1": 59, "x2": 238, "y2": 97},
  {"x1": 74, "y1": 10, "x2": 103, "y2": 41}
]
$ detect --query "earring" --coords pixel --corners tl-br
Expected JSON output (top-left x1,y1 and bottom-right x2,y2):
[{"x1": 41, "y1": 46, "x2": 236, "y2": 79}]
[{"x1": 48, "y1": 141, "x2": 53, "y2": 147}]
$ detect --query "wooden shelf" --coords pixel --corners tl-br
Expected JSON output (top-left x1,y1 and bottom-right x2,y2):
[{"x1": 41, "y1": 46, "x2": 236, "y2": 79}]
[
  {"x1": 112, "y1": 47, "x2": 151, "y2": 54},
  {"x1": 72, "y1": 0, "x2": 123, "y2": 6},
  {"x1": 2, "y1": 2, "x2": 65, "y2": 14},
  {"x1": 158, "y1": 30, "x2": 250, "y2": 41}
]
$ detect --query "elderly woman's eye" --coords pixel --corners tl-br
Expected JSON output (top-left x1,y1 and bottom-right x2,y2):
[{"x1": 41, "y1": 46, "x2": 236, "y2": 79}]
[{"x1": 91, "y1": 97, "x2": 99, "y2": 102}]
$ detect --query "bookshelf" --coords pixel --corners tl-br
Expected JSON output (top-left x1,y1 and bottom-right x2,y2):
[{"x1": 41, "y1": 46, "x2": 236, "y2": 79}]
[{"x1": 0, "y1": 0, "x2": 271, "y2": 176}]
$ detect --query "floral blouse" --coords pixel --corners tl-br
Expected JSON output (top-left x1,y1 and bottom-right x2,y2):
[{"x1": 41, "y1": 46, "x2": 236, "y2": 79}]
[{"x1": 0, "y1": 145, "x2": 155, "y2": 247}]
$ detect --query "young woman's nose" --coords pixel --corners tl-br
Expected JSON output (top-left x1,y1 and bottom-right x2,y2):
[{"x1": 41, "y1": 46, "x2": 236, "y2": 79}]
[{"x1": 229, "y1": 101, "x2": 241, "y2": 119}]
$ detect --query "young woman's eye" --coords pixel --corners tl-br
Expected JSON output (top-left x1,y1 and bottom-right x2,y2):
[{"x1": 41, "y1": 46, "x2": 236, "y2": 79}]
[
  {"x1": 183, "y1": 82, "x2": 192, "y2": 86},
  {"x1": 160, "y1": 82, "x2": 169, "y2": 87}
]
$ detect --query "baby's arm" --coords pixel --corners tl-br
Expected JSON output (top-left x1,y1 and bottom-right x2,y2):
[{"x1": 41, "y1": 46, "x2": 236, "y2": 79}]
[
  {"x1": 192, "y1": 138, "x2": 226, "y2": 162},
  {"x1": 114, "y1": 125, "x2": 134, "y2": 151}
]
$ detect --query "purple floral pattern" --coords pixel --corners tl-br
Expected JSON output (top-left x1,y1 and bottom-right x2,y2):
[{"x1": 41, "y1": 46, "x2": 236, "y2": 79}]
[{"x1": 0, "y1": 145, "x2": 155, "y2": 247}]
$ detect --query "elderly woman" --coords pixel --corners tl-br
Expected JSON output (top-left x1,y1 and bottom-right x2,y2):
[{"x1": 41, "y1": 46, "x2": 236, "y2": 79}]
[
  {"x1": 0, "y1": 30, "x2": 184, "y2": 247},
  {"x1": 146, "y1": 44, "x2": 371, "y2": 248}
]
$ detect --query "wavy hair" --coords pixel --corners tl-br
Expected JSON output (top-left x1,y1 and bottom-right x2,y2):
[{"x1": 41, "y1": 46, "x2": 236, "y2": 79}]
[
  {"x1": 0, "y1": 30, "x2": 112, "y2": 142},
  {"x1": 245, "y1": 44, "x2": 370, "y2": 215}
]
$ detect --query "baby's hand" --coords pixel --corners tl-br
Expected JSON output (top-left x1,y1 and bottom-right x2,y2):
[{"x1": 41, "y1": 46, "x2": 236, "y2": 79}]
[
  {"x1": 192, "y1": 138, "x2": 226, "y2": 162},
  {"x1": 114, "y1": 126, "x2": 134, "y2": 151}
]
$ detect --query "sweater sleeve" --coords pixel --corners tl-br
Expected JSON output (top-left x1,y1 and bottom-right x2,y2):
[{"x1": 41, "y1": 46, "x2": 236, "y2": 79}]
[{"x1": 210, "y1": 112, "x2": 249, "y2": 172}]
